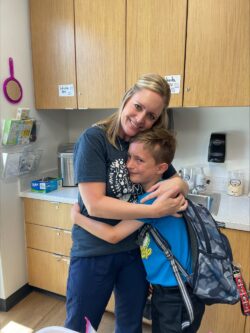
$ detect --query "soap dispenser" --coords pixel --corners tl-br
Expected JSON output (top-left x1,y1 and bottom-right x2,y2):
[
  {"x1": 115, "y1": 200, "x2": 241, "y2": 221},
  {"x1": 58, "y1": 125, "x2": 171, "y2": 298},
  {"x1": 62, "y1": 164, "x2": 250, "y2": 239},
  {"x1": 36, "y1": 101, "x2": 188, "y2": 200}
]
[
  {"x1": 195, "y1": 167, "x2": 207, "y2": 193},
  {"x1": 208, "y1": 133, "x2": 226, "y2": 163}
]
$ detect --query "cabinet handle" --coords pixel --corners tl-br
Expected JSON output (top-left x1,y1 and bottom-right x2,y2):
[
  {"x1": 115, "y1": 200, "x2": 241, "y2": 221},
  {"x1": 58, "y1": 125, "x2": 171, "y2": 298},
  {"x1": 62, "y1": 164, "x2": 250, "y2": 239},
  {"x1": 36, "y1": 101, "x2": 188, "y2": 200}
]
[
  {"x1": 50, "y1": 227, "x2": 61, "y2": 235},
  {"x1": 185, "y1": 87, "x2": 191, "y2": 92},
  {"x1": 62, "y1": 257, "x2": 70, "y2": 265},
  {"x1": 50, "y1": 201, "x2": 60, "y2": 209},
  {"x1": 63, "y1": 230, "x2": 71, "y2": 235},
  {"x1": 52, "y1": 254, "x2": 62, "y2": 261}
]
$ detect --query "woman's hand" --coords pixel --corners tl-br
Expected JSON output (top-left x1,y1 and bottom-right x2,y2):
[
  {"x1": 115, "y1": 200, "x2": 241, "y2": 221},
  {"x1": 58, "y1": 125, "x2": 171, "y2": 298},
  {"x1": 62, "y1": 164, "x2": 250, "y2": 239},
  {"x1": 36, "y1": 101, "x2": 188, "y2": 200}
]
[
  {"x1": 71, "y1": 203, "x2": 81, "y2": 225},
  {"x1": 140, "y1": 186, "x2": 188, "y2": 218},
  {"x1": 154, "y1": 192, "x2": 187, "y2": 217},
  {"x1": 140, "y1": 177, "x2": 188, "y2": 203}
]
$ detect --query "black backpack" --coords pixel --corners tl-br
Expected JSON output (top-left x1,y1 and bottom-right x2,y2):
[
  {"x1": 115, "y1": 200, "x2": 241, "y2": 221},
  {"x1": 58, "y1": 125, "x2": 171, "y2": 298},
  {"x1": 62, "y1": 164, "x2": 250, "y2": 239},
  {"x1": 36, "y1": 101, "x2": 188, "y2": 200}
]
[{"x1": 138, "y1": 199, "x2": 244, "y2": 326}]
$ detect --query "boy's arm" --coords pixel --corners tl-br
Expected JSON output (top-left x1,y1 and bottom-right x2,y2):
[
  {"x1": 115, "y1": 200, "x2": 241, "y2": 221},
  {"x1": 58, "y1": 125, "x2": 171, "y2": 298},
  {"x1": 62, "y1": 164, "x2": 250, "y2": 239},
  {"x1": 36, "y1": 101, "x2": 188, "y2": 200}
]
[{"x1": 71, "y1": 203, "x2": 143, "y2": 244}]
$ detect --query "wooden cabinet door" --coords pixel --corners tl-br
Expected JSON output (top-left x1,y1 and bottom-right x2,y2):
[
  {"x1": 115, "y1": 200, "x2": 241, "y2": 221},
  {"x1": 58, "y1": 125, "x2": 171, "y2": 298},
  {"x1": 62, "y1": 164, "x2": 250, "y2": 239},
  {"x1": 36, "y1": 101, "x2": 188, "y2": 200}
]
[
  {"x1": 222, "y1": 229, "x2": 250, "y2": 285},
  {"x1": 75, "y1": 0, "x2": 126, "y2": 109},
  {"x1": 126, "y1": 0, "x2": 187, "y2": 107},
  {"x1": 245, "y1": 317, "x2": 250, "y2": 333},
  {"x1": 27, "y1": 248, "x2": 69, "y2": 296},
  {"x1": 30, "y1": 0, "x2": 77, "y2": 109},
  {"x1": 198, "y1": 229, "x2": 249, "y2": 333},
  {"x1": 184, "y1": 0, "x2": 250, "y2": 107},
  {"x1": 106, "y1": 293, "x2": 115, "y2": 313},
  {"x1": 26, "y1": 223, "x2": 72, "y2": 256},
  {"x1": 24, "y1": 199, "x2": 72, "y2": 230}
]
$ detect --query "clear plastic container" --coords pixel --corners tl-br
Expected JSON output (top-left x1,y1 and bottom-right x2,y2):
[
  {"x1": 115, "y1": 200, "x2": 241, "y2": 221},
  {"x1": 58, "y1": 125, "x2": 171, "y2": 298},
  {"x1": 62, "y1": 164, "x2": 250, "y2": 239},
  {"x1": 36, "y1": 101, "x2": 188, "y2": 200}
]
[{"x1": 227, "y1": 170, "x2": 244, "y2": 196}]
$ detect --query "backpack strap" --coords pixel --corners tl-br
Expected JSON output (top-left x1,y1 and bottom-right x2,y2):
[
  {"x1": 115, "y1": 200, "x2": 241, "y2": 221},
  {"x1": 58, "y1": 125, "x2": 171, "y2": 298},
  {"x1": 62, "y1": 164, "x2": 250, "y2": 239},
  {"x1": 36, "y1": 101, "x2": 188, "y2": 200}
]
[
  {"x1": 138, "y1": 224, "x2": 195, "y2": 327},
  {"x1": 233, "y1": 265, "x2": 250, "y2": 316}
]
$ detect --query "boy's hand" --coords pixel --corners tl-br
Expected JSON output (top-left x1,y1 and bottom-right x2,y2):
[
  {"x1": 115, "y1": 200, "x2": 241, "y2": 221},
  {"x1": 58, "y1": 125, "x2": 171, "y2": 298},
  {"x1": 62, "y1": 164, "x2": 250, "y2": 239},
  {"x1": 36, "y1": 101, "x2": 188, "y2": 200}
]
[{"x1": 71, "y1": 203, "x2": 81, "y2": 224}]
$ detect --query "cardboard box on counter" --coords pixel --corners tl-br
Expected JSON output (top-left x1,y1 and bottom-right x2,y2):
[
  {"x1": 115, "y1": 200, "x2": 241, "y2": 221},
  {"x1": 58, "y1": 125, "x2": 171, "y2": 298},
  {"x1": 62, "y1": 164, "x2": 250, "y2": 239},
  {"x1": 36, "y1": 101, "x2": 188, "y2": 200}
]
[{"x1": 31, "y1": 177, "x2": 62, "y2": 193}]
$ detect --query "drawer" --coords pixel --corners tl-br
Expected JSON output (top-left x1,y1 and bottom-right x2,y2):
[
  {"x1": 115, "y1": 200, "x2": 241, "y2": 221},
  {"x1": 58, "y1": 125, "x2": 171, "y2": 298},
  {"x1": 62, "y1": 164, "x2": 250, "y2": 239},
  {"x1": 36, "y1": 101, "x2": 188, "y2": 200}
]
[
  {"x1": 27, "y1": 248, "x2": 70, "y2": 296},
  {"x1": 26, "y1": 223, "x2": 72, "y2": 256},
  {"x1": 24, "y1": 198, "x2": 72, "y2": 230}
]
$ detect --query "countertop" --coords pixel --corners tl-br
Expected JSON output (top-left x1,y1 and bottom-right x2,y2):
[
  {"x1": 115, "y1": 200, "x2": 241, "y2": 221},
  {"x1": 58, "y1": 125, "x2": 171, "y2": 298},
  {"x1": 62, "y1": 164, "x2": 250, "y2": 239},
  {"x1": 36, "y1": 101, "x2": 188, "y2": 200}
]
[
  {"x1": 19, "y1": 187, "x2": 250, "y2": 232},
  {"x1": 20, "y1": 187, "x2": 78, "y2": 204}
]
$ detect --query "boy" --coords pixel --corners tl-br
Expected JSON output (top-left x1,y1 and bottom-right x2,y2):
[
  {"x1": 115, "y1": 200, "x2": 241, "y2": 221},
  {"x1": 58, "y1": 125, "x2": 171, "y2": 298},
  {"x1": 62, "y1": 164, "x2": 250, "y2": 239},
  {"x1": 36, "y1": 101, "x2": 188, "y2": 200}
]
[{"x1": 71, "y1": 128, "x2": 205, "y2": 333}]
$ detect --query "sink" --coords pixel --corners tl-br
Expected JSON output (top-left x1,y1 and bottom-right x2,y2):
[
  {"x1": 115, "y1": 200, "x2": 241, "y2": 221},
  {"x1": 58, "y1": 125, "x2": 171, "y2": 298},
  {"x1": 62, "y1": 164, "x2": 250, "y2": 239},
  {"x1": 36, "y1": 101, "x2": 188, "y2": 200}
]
[{"x1": 187, "y1": 192, "x2": 221, "y2": 216}]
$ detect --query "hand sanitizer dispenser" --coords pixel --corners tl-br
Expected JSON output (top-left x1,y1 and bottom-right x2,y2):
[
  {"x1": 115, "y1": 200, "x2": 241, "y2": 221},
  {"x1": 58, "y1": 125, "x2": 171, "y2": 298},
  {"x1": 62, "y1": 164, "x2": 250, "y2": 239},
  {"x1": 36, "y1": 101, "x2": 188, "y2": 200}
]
[{"x1": 208, "y1": 133, "x2": 226, "y2": 163}]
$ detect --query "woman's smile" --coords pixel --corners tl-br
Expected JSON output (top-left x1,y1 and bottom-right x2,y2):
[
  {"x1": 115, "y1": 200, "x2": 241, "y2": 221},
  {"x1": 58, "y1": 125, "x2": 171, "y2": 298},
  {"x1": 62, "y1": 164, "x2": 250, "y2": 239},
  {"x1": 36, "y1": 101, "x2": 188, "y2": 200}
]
[{"x1": 119, "y1": 89, "x2": 164, "y2": 139}]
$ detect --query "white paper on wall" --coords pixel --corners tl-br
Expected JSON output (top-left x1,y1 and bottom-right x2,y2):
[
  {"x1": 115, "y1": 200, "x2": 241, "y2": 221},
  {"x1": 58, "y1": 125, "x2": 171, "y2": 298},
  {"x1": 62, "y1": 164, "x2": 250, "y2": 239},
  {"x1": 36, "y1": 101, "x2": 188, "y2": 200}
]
[
  {"x1": 165, "y1": 75, "x2": 181, "y2": 94},
  {"x1": 58, "y1": 84, "x2": 75, "y2": 97}
]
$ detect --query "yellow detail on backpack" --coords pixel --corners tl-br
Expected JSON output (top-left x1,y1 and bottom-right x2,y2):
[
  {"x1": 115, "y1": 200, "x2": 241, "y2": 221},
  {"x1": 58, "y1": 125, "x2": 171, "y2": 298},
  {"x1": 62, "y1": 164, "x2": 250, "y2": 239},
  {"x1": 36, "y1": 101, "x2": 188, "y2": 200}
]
[{"x1": 140, "y1": 233, "x2": 152, "y2": 259}]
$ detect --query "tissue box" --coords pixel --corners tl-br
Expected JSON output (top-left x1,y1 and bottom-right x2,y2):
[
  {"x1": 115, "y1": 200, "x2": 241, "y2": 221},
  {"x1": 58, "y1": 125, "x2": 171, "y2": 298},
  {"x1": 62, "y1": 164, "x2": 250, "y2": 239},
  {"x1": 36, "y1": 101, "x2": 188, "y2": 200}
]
[{"x1": 31, "y1": 177, "x2": 62, "y2": 193}]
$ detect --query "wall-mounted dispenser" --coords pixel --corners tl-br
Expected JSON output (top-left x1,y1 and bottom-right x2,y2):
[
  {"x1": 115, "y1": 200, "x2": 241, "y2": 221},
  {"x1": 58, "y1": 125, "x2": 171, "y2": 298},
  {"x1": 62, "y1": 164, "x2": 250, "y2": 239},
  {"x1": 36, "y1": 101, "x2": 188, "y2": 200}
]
[{"x1": 208, "y1": 133, "x2": 226, "y2": 163}]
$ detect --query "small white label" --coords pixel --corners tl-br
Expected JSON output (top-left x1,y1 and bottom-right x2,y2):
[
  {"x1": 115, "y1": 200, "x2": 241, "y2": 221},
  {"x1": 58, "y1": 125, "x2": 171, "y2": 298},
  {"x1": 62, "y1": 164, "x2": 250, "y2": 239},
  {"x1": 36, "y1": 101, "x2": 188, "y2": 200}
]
[
  {"x1": 165, "y1": 75, "x2": 181, "y2": 94},
  {"x1": 58, "y1": 84, "x2": 75, "y2": 97}
]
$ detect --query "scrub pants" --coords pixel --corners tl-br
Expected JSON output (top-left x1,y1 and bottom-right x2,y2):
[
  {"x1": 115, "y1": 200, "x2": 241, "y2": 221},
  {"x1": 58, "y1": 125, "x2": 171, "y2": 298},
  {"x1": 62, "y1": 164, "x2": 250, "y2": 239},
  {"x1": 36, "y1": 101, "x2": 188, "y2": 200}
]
[
  {"x1": 151, "y1": 285, "x2": 205, "y2": 333},
  {"x1": 65, "y1": 248, "x2": 148, "y2": 333}
]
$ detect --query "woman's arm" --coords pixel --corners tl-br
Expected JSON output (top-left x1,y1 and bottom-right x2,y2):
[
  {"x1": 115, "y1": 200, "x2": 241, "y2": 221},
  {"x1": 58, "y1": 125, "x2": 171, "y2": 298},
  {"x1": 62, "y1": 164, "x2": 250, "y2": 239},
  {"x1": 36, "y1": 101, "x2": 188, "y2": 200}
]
[
  {"x1": 79, "y1": 182, "x2": 187, "y2": 220},
  {"x1": 71, "y1": 203, "x2": 143, "y2": 244},
  {"x1": 75, "y1": 128, "x2": 187, "y2": 221},
  {"x1": 140, "y1": 174, "x2": 189, "y2": 203}
]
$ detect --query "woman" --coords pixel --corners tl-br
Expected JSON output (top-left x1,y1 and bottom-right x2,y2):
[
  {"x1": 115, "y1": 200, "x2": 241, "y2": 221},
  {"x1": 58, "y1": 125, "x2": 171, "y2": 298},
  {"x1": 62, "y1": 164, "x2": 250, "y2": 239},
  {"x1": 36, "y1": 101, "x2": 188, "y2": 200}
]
[{"x1": 65, "y1": 74, "x2": 188, "y2": 333}]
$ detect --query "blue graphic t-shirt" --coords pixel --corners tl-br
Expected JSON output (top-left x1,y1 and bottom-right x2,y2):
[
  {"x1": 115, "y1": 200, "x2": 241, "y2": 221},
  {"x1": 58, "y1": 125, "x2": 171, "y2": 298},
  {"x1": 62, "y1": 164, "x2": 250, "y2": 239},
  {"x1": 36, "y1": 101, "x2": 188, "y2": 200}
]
[
  {"x1": 72, "y1": 126, "x2": 176, "y2": 257},
  {"x1": 139, "y1": 193, "x2": 192, "y2": 287}
]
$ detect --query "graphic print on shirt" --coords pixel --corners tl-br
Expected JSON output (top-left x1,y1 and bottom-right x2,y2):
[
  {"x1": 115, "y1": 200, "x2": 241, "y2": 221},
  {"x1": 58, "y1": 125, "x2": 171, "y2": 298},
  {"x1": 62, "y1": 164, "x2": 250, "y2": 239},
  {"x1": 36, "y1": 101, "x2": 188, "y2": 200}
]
[
  {"x1": 108, "y1": 158, "x2": 143, "y2": 202},
  {"x1": 140, "y1": 233, "x2": 152, "y2": 259}
]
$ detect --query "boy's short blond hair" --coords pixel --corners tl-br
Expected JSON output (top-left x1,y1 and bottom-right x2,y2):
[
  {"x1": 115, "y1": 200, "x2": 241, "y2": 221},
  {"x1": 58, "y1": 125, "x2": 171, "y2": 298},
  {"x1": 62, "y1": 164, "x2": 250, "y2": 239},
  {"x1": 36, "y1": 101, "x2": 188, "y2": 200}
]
[{"x1": 130, "y1": 128, "x2": 176, "y2": 165}]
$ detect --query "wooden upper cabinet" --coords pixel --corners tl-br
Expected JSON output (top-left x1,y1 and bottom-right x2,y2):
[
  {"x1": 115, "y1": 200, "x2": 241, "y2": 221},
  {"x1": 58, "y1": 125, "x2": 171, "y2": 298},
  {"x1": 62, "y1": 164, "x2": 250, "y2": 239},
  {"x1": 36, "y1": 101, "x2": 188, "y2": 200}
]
[
  {"x1": 75, "y1": 0, "x2": 126, "y2": 109},
  {"x1": 126, "y1": 0, "x2": 187, "y2": 107},
  {"x1": 30, "y1": 0, "x2": 77, "y2": 109},
  {"x1": 184, "y1": 0, "x2": 250, "y2": 107},
  {"x1": 30, "y1": 0, "x2": 249, "y2": 109}
]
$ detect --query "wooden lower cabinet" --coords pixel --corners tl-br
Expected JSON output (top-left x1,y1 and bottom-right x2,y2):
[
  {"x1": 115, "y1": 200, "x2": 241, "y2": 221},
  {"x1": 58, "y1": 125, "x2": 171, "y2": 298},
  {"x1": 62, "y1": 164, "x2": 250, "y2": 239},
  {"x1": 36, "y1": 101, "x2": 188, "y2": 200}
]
[
  {"x1": 198, "y1": 228, "x2": 249, "y2": 333},
  {"x1": 26, "y1": 223, "x2": 72, "y2": 256},
  {"x1": 27, "y1": 248, "x2": 69, "y2": 295},
  {"x1": 245, "y1": 316, "x2": 250, "y2": 333},
  {"x1": 24, "y1": 198, "x2": 72, "y2": 230},
  {"x1": 106, "y1": 293, "x2": 115, "y2": 313},
  {"x1": 24, "y1": 198, "x2": 72, "y2": 296}
]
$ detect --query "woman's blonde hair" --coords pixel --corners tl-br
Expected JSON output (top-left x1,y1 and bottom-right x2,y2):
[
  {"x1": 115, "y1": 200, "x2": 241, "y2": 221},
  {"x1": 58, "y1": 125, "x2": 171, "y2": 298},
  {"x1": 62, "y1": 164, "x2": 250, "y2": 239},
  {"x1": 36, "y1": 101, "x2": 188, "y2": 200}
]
[{"x1": 95, "y1": 73, "x2": 171, "y2": 147}]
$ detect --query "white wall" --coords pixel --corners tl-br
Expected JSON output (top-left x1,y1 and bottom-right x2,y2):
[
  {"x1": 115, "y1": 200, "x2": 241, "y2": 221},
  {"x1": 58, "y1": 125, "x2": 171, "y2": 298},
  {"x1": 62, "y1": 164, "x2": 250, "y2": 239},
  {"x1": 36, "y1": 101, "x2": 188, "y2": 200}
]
[
  {"x1": 67, "y1": 109, "x2": 114, "y2": 142},
  {"x1": 173, "y1": 107, "x2": 249, "y2": 193},
  {"x1": 68, "y1": 106, "x2": 250, "y2": 194},
  {"x1": 0, "y1": 0, "x2": 68, "y2": 299}
]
